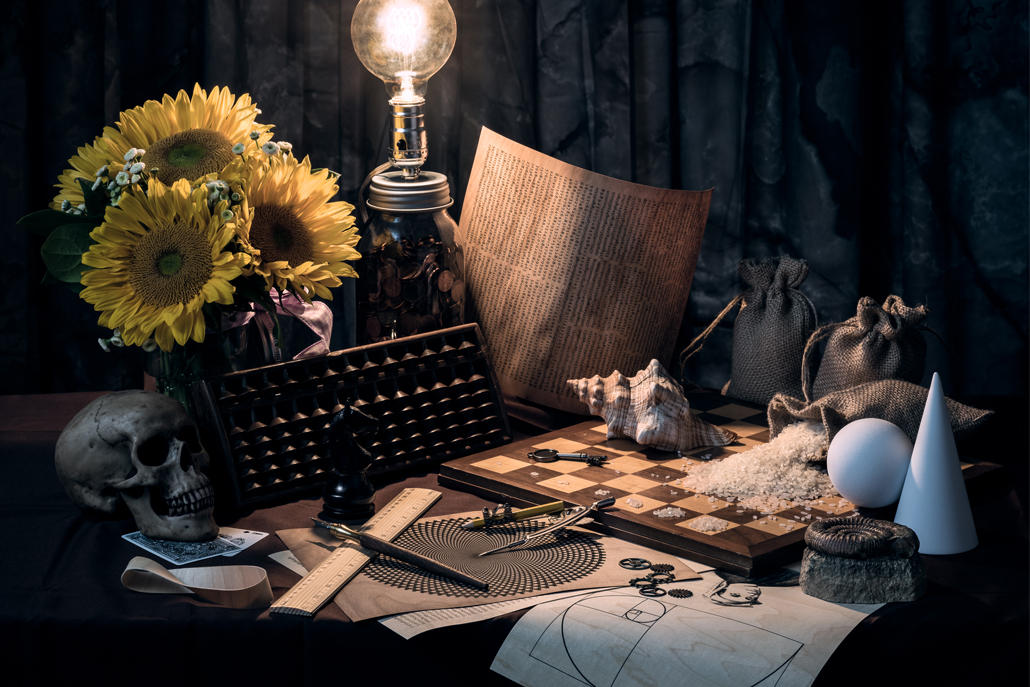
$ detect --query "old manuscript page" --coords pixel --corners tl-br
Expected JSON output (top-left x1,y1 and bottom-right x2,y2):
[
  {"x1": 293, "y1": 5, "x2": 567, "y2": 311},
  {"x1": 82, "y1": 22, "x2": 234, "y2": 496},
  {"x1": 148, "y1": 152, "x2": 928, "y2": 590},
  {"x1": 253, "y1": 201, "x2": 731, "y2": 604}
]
[{"x1": 457, "y1": 128, "x2": 711, "y2": 413}]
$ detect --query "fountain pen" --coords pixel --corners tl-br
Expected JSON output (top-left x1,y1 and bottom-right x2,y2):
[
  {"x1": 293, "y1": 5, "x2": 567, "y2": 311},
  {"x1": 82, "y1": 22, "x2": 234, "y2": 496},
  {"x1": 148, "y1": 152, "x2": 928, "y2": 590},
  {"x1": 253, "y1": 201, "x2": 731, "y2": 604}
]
[{"x1": 310, "y1": 519, "x2": 488, "y2": 590}]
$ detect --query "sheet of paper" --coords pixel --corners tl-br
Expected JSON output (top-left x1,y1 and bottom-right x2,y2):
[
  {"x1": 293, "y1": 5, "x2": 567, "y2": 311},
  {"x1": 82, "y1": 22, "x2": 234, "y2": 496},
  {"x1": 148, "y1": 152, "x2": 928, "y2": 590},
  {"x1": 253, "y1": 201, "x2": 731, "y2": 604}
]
[
  {"x1": 122, "y1": 531, "x2": 240, "y2": 565},
  {"x1": 378, "y1": 557, "x2": 715, "y2": 639},
  {"x1": 492, "y1": 569, "x2": 882, "y2": 687},
  {"x1": 278, "y1": 510, "x2": 700, "y2": 622},
  {"x1": 457, "y1": 127, "x2": 712, "y2": 413},
  {"x1": 380, "y1": 588, "x2": 618, "y2": 640},
  {"x1": 268, "y1": 550, "x2": 308, "y2": 576}
]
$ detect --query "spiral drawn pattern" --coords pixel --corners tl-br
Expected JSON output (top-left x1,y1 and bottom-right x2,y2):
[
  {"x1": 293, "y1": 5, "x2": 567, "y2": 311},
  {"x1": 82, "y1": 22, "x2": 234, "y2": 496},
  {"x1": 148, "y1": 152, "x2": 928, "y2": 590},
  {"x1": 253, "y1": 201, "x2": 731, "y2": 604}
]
[{"x1": 362, "y1": 517, "x2": 605, "y2": 598}]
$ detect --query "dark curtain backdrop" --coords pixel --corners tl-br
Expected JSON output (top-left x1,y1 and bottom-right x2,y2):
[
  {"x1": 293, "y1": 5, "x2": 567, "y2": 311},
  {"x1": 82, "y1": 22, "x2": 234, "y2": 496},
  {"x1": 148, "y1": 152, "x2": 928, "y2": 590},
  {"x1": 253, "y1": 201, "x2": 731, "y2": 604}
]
[{"x1": 2, "y1": 0, "x2": 1027, "y2": 398}]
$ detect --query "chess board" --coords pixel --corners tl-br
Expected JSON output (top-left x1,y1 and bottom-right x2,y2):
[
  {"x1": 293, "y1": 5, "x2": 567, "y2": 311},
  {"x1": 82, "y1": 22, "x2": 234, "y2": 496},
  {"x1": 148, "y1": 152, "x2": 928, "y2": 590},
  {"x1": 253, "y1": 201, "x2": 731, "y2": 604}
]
[{"x1": 439, "y1": 390, "x2": 999, "y2": 576}]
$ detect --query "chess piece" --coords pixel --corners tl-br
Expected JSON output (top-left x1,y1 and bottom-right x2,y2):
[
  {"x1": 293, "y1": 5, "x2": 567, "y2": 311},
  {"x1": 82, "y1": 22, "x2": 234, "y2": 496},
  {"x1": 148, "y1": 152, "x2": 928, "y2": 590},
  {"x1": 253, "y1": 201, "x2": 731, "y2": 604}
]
[
  {"x1": 894, "y1": 372, "x2": 978, "y2": 554},
  {"x1": 319, "y1": 400, "x2": 380, "y2": 522}
]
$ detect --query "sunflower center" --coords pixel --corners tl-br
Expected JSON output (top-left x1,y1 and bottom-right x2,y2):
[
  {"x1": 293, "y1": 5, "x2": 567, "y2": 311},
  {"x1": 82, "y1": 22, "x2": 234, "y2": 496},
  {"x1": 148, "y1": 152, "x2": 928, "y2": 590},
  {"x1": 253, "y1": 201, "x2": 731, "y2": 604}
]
[
  {"x1": 158, "y1": 252, "x2": 183, "y2": 276},
  {"x1": 142, "y1": 129, "x2": 235, "y2": 185},
  {"x1": 129, "y1": 222, "x2": 214, "y2": 308},
  {"x1": 250, "y1": 205, "x2": 312, "y2": 266}
]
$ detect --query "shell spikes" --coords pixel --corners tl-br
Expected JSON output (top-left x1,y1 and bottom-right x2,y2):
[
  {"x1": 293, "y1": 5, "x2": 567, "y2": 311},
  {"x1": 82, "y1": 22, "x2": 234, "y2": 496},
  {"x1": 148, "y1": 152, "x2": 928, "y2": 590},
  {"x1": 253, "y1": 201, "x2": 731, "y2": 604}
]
[{"x1": 567, "y1": 360, "x2": 737, "y2": 452}]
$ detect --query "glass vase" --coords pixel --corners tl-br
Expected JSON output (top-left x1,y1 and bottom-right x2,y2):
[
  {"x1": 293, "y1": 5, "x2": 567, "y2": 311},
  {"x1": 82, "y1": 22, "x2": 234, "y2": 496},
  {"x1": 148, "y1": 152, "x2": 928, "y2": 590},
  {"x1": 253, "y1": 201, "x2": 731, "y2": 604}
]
[{"x1": 145, "y1": 319, "x2": 278, "y2": 417}]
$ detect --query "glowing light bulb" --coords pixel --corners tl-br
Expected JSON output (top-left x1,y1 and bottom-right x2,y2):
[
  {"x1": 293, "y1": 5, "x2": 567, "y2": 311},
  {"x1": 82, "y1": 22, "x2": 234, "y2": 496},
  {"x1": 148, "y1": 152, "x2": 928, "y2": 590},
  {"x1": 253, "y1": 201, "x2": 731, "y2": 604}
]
[{"x1": 351, "y1": 0, "x2": 456, "y2": 105}]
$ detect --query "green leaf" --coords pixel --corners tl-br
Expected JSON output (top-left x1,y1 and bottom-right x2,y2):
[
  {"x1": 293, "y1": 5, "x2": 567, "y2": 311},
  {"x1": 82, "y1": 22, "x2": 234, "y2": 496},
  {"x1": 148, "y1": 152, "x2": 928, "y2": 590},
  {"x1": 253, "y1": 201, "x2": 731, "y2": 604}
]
[
  {"x1": 17, "y1": 209, "x2": 98, "y2": 238},
  {"x1": 41, "y1": 224, "x2": 97, "y2": 283},
  {"x1": 77, "y1": 178, "x2": 109, "y2": 217},
  {"x1": 41, "y1": 269, "x2": 85, "y2": 294}
]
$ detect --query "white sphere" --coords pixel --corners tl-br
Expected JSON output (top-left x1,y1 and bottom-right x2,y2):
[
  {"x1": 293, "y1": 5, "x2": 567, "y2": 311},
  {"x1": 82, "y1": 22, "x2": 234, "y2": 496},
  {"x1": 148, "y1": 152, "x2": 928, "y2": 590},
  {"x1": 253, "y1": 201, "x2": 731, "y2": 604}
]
[{"x1": 827, "y1": 418, "x2": 913, "y2": 508}]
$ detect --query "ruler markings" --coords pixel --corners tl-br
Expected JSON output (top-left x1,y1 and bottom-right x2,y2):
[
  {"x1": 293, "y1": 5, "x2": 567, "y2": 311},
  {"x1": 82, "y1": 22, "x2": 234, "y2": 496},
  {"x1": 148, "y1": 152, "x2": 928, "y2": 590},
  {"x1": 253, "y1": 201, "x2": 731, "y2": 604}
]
[{"x1": 270, "y1": 488, "x2": 441, "y2": 616}]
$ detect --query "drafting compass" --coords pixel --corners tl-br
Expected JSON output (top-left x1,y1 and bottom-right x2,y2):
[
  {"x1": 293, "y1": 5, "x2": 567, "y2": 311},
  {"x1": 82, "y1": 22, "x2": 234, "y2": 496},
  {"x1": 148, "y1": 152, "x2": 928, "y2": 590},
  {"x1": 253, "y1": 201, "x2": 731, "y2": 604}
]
[
  {"x1": 528, "y1": 449, "x2": 607, "y2": 466},
  {"x1": 478, "y1": 497, "x2": 616, "y2": 557}
]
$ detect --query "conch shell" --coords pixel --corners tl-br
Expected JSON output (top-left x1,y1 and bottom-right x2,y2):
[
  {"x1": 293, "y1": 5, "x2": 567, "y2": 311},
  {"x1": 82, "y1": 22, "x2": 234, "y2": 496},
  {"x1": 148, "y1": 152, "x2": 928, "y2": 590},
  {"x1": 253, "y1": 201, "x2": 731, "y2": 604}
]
[{"x1": 567, "y1": 359, "x2": 737, "y2": 452}]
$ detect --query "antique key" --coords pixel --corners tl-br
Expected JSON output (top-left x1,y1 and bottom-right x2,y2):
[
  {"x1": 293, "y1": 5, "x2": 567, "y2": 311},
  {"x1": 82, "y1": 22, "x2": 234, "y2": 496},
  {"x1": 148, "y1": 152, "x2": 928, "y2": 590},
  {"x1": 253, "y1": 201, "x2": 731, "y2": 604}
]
[{"x1": 528, "y1": 449, "x2": 607, "y2": 466}]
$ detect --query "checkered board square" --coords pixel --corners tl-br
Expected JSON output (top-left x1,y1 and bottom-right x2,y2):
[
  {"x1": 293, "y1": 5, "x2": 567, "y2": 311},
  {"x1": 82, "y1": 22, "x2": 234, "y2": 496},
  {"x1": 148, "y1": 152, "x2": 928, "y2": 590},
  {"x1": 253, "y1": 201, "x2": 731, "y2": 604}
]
[{"x1": 439, "y1": 388, "x2": 1000, "y2": 576}]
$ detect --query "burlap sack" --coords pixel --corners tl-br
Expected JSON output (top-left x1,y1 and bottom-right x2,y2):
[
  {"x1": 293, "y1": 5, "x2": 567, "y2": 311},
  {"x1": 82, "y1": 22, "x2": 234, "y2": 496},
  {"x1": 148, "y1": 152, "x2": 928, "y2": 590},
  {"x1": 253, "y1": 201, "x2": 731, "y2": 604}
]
[
  {"x1": 768, "y1": 379, "x2": 992, "y2": 445},
  {"x1": 727, "y1": 256, "x2": 817, "y2": 404},
  {"x1": 805, "y1": 295, "x2": 930, "y2": 401}
]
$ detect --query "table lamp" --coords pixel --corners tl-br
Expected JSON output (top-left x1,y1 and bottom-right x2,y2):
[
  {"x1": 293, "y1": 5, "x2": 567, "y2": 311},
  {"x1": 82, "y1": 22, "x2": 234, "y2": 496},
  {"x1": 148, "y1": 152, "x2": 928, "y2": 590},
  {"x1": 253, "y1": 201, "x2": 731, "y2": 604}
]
[
  {"x1": 350, "y1": 0, "x2": 464, "y2": 344},
  {"x1": 351, "y1": 0, "x2": 456, "y2": 180}
]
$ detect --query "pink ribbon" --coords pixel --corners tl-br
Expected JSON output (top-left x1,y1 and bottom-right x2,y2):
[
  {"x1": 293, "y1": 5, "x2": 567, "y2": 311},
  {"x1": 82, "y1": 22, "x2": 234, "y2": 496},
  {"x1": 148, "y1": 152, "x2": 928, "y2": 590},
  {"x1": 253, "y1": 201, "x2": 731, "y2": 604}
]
[{"x1": 223, "y1": 291, "x2": 332, "y2": 361}]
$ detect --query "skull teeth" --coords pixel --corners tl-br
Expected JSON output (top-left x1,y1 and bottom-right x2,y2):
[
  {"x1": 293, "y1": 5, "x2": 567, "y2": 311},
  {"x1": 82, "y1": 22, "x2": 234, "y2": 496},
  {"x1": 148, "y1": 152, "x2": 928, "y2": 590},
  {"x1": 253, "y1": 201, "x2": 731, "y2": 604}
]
[{"x1": 167, "y1": 485, "x2": 215, "y2": 517}]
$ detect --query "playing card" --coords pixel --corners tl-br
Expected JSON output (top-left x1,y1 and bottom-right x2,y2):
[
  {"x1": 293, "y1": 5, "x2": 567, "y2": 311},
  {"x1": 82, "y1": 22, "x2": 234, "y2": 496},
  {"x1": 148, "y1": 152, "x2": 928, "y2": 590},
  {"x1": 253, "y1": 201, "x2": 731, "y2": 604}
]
[
  {"x1": 217, "y1": 527, "x2": 269, "y2": 556},
  {"x1": 122, "y1": 531, "x2": 240, "y2": 565}
]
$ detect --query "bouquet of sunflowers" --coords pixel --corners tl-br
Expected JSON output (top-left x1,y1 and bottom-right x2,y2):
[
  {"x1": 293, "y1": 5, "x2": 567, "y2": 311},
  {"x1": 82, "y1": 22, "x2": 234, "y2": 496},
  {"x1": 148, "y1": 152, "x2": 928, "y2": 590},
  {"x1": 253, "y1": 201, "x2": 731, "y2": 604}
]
[{"x1": 19, "y1": 84, "x2": 360, "y2": 393}]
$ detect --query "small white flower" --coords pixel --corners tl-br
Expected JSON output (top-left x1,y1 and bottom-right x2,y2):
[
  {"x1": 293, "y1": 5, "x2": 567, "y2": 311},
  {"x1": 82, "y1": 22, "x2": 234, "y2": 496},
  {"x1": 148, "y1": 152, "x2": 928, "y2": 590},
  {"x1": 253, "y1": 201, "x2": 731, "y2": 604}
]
[
  {"x1": 92, "y1": 178, "x2": 103, "y2": 191},
  {"x1": 209, "y1": 191, "x2": 221, "y2": 204},
  {"x1": 123, "y1": 162, "x2": 133, "y2": 171},
  {"x1": 249, "y1": 131, "x2": 261, "y2": 140},
  {"x1": 78, "y1": 203, "x2": 87, "y2": 211},
  {"x1": 98, "y1": 338, "x2": 111, "y2": 353},
  {"x1": 123, "y1": 148, "x2": 139, "y2": 161},
  {"x1": 232, "y1": 142, "x2": 245, "y2": 154},
  {"x1": 108, "y1": 181, "x2": 118, "y2": 191},
  {"x1": 230, "y1": 192, "x2": 240, "y2": 202},
  {"x1": 262, "y1": 142, "x2": 280, "y2": 156},
  {"x1": 277, "y1": 141, "x2": 293, "y2": 151},
  {"x1": 95, "y1": 165, "x2": 108, "y2": 177},
  {"x1": 131, "y1": 174, "x2": 141, "y2": 184},
  {"x1": 71, "y1": 209, "x2": 82, "y2": 215},
  {"x1": 61, "y1": 200, "x2": 71, "y2": 212},
  {"x1": 116, "y1": 171, "x2": 130, "y2": 186},
  {"x1": 141, "y1": 339, "x2": 158, "y2": 353},
  {"x1": 110, "y1": 337, "x2": 124, "y2": 348},
  {"x1": 221, "y1": 209, "x2": 234, "y2": 221},
  {"x1": 129, "y1": 162, "x2": 145, "y2": 174}
]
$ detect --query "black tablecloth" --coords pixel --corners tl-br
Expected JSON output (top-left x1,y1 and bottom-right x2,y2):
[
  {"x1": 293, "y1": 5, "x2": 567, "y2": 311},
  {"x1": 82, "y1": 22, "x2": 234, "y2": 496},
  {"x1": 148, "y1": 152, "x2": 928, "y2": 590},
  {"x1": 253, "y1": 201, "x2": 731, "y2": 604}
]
[{"x1": 1, "y1": 392, "x2": 1026, "y2": 686}]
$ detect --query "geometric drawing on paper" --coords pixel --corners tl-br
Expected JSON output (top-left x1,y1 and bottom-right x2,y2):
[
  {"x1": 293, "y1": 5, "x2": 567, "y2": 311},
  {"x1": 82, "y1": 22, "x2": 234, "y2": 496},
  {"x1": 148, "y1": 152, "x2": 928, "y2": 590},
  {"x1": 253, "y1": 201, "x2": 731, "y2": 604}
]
[{"x1": 526, "y1": 589, "x2": 803, "y2": 687}]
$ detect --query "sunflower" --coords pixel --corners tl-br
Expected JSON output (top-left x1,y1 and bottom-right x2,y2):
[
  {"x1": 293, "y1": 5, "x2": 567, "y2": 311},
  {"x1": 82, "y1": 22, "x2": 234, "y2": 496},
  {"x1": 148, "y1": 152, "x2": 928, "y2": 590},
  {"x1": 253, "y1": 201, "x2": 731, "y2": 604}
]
[
  {"x1": 236, "y1": 153, "x2": 360, "y2": 301},
  {"x1": 80, "y1": 179, "x2": 247, "y2": 352},
  {"x1": 50, "y1": 137, "x2": 115, "y2": 211},
  {"x1": 62, "y1": 84, "x2": 271, "y2": 207}
]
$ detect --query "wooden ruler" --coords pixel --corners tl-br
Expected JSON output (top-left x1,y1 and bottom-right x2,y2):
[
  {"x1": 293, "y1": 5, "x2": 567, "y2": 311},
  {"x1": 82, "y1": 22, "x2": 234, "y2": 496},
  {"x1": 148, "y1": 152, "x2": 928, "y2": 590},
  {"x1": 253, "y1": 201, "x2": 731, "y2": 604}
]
[{"x1": 270, "y1": 488, "x2": 441, "y2": 616}]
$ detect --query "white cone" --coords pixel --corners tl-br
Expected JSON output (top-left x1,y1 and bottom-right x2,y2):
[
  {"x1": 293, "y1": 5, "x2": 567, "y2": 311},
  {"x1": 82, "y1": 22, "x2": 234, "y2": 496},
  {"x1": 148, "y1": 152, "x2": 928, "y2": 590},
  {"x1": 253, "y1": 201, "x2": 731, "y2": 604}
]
[{"x1": 894, "y1": 372, "x2": 978, "y2": 554}]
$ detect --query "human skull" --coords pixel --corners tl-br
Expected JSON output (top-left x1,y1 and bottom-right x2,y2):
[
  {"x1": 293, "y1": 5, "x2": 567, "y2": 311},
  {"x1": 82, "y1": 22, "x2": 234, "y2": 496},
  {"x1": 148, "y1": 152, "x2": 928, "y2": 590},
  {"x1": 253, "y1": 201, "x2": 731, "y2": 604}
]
[{"x1": 55, "y1": 390, "x2": 218, "y2": 541}]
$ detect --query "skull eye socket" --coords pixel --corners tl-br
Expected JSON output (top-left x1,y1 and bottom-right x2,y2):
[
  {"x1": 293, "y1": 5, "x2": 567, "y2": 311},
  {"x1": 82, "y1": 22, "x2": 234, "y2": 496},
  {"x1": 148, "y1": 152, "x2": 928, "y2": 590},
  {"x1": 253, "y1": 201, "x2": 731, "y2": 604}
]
[
  {"x1": 137, "y1": 435, "x2": 169, "y2": 467},
  {"x1": 177, "y1": 425, "x2": 203, "y2": 454}
]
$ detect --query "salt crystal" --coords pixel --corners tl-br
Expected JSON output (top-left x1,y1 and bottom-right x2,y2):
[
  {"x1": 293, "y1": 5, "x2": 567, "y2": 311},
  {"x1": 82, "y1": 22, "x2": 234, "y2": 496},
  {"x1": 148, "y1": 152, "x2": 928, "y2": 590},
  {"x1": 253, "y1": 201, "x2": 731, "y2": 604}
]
[
  {"x1": 557, "y1": 480, "x2": 569, "y2": 485},
  {"x1": 530, "y1": 472, "x2": 539, "y2": 476},
  {"x1": 594, "y1": 489, "x2": 610, "y2": 496},
  {"x1": 625, "y1": 497, "x2": 644, "y2": 508},
  {"x1": 652, "y1": 506, "x2": 686, "y2": 518},
  {"x1": 670, "y1": 491, "x2": 678, "y2": 495},
  {"x1": 736, "y1": 510, "x2": 744, "y2": 513},
  {"x1": 689, "y1": 516, "x2": 729, "y2": 532},
  {"x1": 753, "y1": 515, "x2": 758, "y2": 520}
]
